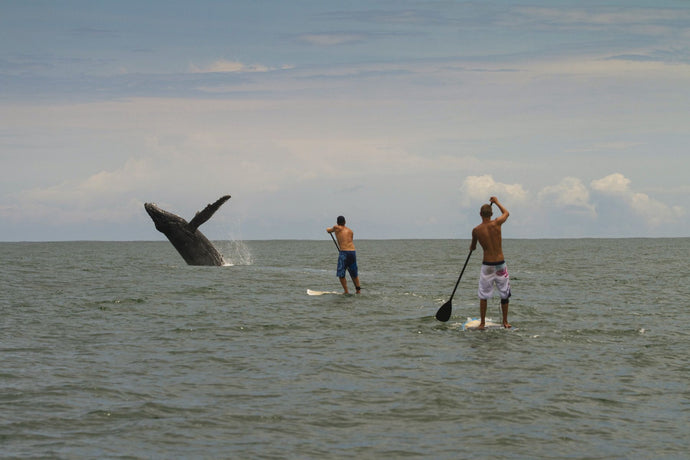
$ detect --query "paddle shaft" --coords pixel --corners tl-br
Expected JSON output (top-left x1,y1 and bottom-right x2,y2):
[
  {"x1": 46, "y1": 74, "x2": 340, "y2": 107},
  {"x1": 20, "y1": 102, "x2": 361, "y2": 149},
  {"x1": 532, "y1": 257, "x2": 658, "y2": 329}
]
[
  {"x1": 449, "y1": 250, "x2": 473, "y2": 301},
  {"x1": 329, "y1": 232, "x2": 341, "y2": 251}
]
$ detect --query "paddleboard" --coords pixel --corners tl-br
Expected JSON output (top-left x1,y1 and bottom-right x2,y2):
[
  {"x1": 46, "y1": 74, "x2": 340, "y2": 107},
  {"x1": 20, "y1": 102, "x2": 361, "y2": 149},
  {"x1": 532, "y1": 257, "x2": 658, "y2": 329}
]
[
  {"x1": 307, "y1": 289, "x2": 341, "y2": 296},
  {"x1": 462, "y1": 317, "x2": 512, "y2": 331}
]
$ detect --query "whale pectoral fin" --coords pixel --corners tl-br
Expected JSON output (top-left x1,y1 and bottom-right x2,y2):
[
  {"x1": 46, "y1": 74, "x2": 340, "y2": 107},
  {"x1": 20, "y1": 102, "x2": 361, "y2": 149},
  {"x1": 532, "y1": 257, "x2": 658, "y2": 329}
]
[{"x1": 188, "y1": 195, "x2": 231, "y2": 231}]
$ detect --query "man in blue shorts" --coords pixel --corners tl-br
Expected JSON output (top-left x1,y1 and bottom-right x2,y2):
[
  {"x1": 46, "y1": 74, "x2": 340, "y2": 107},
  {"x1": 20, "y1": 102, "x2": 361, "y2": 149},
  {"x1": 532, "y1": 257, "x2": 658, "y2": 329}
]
[
  {"x1": 327, "y1": 216, "x2": 361, "y2": 294},
  {"x1": 470, "y1": 197, "x2": 511, "y2": 329}
]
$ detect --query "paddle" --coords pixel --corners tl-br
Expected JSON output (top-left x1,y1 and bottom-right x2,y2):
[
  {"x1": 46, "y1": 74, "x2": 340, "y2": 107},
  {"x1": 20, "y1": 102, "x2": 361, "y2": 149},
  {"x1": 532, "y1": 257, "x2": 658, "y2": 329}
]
[
  {"x1": 435, "y1": 250, "x2": 473, "y2": 322},
  {"x1": 329, "y1": 232, "x2": 341, "y2": 251}
]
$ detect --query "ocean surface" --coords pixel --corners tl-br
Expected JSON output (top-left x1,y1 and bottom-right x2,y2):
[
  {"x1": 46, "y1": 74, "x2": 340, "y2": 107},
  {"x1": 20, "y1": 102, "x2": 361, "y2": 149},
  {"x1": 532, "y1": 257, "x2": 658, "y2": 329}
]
[{"x1": 1, "y1": 238, "x2": 688, "y2": 459}]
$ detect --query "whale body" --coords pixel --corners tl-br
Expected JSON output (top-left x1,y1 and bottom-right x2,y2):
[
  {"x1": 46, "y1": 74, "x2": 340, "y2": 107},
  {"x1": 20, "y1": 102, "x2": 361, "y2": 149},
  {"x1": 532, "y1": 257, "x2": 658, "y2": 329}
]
[{"x1": 144, "y1": 195, "x2": 231, "y2": 266}]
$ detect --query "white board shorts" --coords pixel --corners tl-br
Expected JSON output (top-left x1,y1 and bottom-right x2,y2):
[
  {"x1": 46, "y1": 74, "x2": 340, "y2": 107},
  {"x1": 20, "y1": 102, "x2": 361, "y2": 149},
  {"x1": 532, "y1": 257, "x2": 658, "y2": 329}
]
[{"x1": 478, "y1": 261, "x2": 511, "y2": 302}]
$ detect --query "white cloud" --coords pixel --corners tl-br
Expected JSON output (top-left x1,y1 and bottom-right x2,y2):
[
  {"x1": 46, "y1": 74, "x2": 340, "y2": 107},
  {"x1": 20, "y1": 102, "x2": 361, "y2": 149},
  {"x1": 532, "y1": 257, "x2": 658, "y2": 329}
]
[
  {"x1": 628, "y1": 192, "x2": 677, "y2": 227},
  {"x1": 453, "y1": 173, "x2": 685, "y2": 237},
  {"x1": 459, "y1": 175, "x2": 528, "y2": 207},
  {"x1": 511, "y1": 6, "x2": 690, "y2": 35},
  {"x1": 2, "y1": 156, "x2": 158, "y2": 225},
  {"x1": 591, "y1": 172, "x2": 631, "y2": 194},
  {"x1": 538, "y1": 177, "x2": 596, "y2": 217},
  {"x1": 190, "y1": 59, "x2": 286, "y2": 73},
  {"x1": 591, "y1": 173, "x2": 679, "y2": 228}
]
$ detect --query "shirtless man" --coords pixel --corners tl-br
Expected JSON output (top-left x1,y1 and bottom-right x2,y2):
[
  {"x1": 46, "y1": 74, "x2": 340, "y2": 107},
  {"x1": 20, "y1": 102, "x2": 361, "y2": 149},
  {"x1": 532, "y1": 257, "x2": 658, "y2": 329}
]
[
  {"x1": 470, "y1": 197, "x2": 511, "y2": 329},
  {"x1": 326, "y1": 216, "x2": 361, "y2": 294}
]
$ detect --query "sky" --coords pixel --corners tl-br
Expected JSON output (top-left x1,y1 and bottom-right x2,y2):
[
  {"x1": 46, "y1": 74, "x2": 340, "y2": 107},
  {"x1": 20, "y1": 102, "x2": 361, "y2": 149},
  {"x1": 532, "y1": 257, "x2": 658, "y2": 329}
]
[{"x1": 1, "y1": 0, "x2": 689, "y2": 241}]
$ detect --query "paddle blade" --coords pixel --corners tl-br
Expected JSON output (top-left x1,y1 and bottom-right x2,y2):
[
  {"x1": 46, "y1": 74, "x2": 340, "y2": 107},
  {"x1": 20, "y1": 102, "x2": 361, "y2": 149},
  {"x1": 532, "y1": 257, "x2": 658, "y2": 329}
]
[{"x1": 435, "y1": 300, "x2": 452, "y2": 322}]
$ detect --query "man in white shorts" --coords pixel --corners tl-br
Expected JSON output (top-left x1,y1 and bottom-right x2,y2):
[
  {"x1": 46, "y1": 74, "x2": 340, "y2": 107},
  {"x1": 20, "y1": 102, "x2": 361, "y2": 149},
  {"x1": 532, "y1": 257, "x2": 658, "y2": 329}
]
[{"x1": 470, "y1": 197, "x2": 511, "y2": 329}]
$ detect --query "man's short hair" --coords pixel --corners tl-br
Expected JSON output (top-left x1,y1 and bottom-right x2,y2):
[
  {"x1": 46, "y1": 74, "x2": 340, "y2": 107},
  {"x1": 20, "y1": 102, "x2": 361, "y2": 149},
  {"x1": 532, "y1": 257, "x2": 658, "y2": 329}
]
[
  {"x1": 480, "y1": 204, "x2": 492, "y2": 218},
  {"x1": 337, "y1": 215, "x2": 346, "y2": 225}
]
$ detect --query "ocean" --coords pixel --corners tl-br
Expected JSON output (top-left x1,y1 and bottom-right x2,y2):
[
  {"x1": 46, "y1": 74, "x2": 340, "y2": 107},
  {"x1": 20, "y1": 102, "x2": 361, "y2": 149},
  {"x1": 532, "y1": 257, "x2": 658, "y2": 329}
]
[{"x1": 1, "y1": 238, "x2": 688, "y2": 459}]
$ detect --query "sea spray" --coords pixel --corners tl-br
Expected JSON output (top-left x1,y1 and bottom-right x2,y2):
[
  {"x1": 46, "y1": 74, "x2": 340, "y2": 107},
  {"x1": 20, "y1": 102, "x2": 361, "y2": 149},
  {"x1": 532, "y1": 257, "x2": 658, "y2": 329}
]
[{"x1": 218, "y1": 238, "x2": 254, "y2": 266}]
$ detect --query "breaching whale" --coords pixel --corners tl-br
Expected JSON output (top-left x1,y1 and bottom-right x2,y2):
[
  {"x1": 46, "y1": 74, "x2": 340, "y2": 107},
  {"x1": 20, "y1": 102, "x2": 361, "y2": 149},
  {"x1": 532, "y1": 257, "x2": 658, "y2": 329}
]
[{"x1": 144, "y1": 195, "x2": 231, "y2": 266}]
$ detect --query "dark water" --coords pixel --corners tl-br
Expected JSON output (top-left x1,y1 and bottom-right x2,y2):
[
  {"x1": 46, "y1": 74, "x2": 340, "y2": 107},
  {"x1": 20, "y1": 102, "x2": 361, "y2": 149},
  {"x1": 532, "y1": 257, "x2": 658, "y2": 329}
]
[{"x1": 1, "y1": 239, "x2": 688, "y2": 459}]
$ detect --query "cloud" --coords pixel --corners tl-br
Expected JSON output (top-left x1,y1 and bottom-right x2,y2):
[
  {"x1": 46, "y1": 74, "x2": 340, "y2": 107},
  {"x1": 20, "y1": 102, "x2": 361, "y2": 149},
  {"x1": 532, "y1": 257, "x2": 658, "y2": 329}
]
[
  {"x1": 1, "y1": 157, "x2": 157, "y2": 224},
  {"x1": 190, "y1": 59, "x2": 289, "y2": 73},
  {"x1": 320, "y1": 8, "x2": 447, "y2": 26},
  {"x1": 296, "y1": 33, "x2": 367, "y2": 46},
  {"x1": 565, "y1": 141, "x2": 643, "y2": 154},
  {"x1": 68, "y1": 27, "x2": 119, "y2": 39},
  {"x1": 454, "y1": 173, "x2": 684, "y2": 236},
  {"x1": 591, "y1": 173, "x2": 631, "y2": 194},
  {"x1": 538, "y1": 177, "x2": 596, "y2": 217},
  {"x1": 510, "y1": 6, "x2": 690, "y2": 33},
  {"x1": 459, "y1": 175, "x2": 528, "y2": 207},
  {"x1": 591, "y1": 173, "x2": 680, "y2": 228}
]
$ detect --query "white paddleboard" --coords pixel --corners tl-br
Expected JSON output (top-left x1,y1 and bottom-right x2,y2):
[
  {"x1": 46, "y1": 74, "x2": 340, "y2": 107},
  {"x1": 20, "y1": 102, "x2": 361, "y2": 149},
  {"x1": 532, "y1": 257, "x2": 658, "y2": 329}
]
[
  {"x1": 307, "y1": 289, "x2": 341, "y2": 296},
  {"x1": 462, "y1": 318, "x2": 512, "y2": 331}
]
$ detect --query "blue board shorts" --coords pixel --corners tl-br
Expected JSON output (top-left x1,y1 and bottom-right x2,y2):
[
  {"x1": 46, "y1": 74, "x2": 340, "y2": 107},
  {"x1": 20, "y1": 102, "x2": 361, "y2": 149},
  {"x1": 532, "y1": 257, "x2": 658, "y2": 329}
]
[
  {"x1": 337, "y1": 251, "x2": 358, "y2": 278},
  {"x1": 478, "y1": 260, "x2": 511, "y2": 302}
]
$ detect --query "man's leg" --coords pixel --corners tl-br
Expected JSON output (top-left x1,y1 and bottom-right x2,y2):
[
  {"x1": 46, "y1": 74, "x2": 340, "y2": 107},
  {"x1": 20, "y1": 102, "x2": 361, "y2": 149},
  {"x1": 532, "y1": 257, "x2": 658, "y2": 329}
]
[
  {"x1": 339, "y1": 277, "x2": 349, "y2": 294},
  {"x1": 479, "y1": 299, "x2": 487, "y2": 330},
  {"x1": 352, "y1": 276, "x2": 361, "y2": 293},
  {"x1": 501, "y1": 299, "x2": 511, "y2": 328},
  {"x1": 347, "y1": 256, "x2": 360, "y2": 294}
]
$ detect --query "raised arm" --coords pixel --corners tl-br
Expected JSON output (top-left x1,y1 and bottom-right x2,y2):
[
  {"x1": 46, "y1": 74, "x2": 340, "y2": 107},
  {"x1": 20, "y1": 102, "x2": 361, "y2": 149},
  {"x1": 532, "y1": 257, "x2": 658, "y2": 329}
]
[{"x1": 490, "y1": 197, "x2": 509, "y2": 224}]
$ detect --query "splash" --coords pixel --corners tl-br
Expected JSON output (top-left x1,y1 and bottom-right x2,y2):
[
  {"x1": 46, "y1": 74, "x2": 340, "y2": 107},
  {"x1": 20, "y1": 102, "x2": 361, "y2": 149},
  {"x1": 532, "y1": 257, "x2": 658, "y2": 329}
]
[{"x1": 218, "y1": 239, "x2": 254, "y2": 266}]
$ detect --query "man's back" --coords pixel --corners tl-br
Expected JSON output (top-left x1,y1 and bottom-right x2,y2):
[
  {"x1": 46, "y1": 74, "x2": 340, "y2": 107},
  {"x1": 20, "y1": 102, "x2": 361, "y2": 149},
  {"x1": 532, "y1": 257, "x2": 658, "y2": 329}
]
[
  {"x1": 472, "y1": 221, "x2": 504, "y2": 262},
  {"x1": 334, "y1": 225, "x2": 355, "y2": 251},
  {"x1": 470, "y1": 198, "x2": 509, "y2": 262}
]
